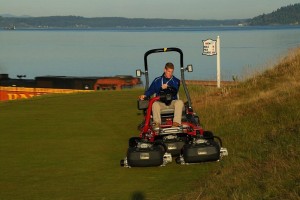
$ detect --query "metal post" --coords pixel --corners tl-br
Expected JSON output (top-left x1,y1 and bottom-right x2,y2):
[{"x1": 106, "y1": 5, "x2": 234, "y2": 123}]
[{"x1": 217, "y1": 36, "x2": 221, "y2": 88}]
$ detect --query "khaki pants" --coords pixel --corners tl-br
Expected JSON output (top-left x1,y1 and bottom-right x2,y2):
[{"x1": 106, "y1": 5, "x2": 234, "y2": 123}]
[{"x1": 152, "y1": 100, "x2": 184, "y2": 124}]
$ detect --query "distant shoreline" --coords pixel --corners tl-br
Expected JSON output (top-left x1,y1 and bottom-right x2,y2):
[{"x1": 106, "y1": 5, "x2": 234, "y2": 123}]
[{"x1": 1, "y1": 25, "x2": 300, "y2": 32}]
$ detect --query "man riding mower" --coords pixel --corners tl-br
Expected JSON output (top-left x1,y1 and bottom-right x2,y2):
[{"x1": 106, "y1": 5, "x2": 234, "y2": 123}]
[{"x1": 139, "y1": 62, "x2": 184, "y2": 129}]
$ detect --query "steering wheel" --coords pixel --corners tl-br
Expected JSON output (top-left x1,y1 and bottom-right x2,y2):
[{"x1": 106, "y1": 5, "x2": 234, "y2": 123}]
[{"x1": 159, "y1": 86, "x2": 177, "y2": 105}]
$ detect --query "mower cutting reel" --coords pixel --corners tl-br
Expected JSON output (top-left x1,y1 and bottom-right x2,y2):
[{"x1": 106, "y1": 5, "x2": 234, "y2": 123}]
[{"x1": 120, "y1": 47, "x2": 228, "y2": 167}]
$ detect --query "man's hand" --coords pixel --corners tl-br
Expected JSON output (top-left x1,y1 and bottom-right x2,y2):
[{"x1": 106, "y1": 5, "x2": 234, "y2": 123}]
[
  {"x1": 139, "y1": 95, "x2": 146, "y2": 100},
  {"x1": 162, "y1": 84, "x2": 168, "y2": 89}
]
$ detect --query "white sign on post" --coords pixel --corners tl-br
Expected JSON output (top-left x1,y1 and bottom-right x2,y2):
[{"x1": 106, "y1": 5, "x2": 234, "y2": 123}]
[
  {"x1": 202, "y1": 36, "x2": 221, "y2": 88},
  {"x1": 202, "y1": 39, "x2": 217, "y2": 56}
]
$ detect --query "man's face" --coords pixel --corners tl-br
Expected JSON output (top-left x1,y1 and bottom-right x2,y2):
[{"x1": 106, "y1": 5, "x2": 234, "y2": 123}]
[{"x1": 164, "y1": 68, "x2": 174, "y2": 79}]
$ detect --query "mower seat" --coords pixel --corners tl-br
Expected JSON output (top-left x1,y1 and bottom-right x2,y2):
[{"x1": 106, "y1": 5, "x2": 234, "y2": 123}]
[
  {"x1": 161, "y1": 108, "x2": 175, "y2": 115},
  {"x1": 160, "y1": 106, "x2": 186, "y2": 121}
]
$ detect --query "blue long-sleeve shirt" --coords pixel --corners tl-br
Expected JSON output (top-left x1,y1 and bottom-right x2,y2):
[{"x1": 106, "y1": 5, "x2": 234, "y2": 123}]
[{"x1": 144, "y1": 74, "x2": 180, "y2": 100}]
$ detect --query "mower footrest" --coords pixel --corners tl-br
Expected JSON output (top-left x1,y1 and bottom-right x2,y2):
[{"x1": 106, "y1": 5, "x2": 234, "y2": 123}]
[{"x1": 160, "y1": 127, "x2": 181, "y2": 134}]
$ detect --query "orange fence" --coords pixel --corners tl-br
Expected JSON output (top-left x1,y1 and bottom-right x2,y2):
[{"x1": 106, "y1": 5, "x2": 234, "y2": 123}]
[{"x1": 0, "y1": 86, "x2": 91, "y2": 101}]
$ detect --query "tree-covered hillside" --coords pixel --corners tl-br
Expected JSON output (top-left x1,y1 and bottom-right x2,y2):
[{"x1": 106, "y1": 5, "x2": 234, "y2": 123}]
[{"x1": 248, "y1": 3, "x2": 300, "y2": 25}]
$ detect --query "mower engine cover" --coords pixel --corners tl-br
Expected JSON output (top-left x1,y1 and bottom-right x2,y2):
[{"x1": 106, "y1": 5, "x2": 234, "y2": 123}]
[
  {"x1": 159, "y1": 134, "x2": 187, "y2": 156},
  {"x1": 127, "y1": 143, "x2": 164, "y2": 167},
  {"x1": 164, "y1": 140, "x2": 186, "y2": 156}
]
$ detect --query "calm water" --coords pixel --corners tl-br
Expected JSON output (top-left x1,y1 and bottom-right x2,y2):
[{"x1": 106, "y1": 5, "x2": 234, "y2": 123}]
[{"x1": 1, "y1": 26, "x2": 300, "y2": 81}]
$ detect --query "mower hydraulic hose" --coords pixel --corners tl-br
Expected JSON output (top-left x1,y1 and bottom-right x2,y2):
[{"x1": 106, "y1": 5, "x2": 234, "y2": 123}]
[
  {"x1": 213, "y1": 136, "x2": 223, "y2": 147},
  {"x1": 142, "y1": 96, "x2": 160, "y2": 134}
]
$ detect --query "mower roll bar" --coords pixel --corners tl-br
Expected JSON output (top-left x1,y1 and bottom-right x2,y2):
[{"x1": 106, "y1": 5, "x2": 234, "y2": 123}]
[{"x1": 143, "y1": 47, "x2": 192, "y2": 108}]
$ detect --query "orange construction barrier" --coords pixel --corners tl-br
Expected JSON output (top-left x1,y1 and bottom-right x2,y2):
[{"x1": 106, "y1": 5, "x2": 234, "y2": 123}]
[{"x1": 0, "y1": 86, "x2": 91, "y2": 101}]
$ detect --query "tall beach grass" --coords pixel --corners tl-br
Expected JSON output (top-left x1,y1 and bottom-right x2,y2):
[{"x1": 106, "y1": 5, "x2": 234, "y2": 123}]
[{"x1": 171, "y1": 47, "x2": 300, "y2": 199}]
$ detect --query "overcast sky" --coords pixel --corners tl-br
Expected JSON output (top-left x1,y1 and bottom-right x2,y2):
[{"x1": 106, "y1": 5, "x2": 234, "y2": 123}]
[{"x1": 1, "y1": 0, "x2": 299, "y2": 19}]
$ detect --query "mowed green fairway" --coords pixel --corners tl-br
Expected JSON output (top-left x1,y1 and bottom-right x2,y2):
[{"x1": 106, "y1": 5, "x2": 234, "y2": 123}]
[{"x1": 0, "y1": 90, "x2": 218, "y2": 200}]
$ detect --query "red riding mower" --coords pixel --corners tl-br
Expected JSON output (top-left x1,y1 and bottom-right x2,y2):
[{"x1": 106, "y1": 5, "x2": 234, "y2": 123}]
[{"x1": 120, "y1": 47, "x2": 228, "y2": 167}]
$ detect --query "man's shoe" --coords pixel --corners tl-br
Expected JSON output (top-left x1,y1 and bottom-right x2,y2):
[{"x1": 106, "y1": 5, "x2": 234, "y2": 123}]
[
  {"x1": 152, "y1": 122, "x2": 160, "y2": 131},
  {"x1": 172, "y1": 122, "x2": 181, "y2": 128}
]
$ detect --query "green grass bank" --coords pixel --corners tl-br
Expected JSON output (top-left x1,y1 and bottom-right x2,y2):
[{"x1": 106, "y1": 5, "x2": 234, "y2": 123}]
[
  {"x1": 0, "y1": 90, "x2": 220, "y2": 199},
  {"x1": 175, "y1": 48, "x2": 300, "y2": 199}
]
